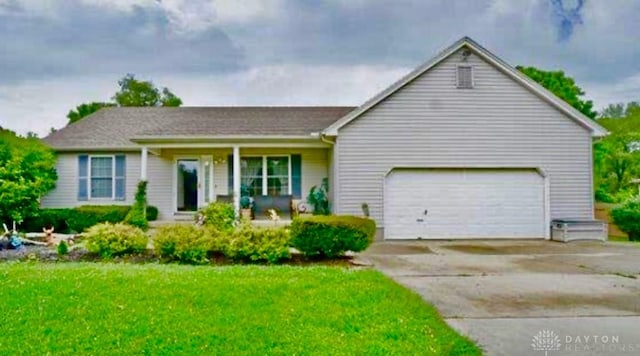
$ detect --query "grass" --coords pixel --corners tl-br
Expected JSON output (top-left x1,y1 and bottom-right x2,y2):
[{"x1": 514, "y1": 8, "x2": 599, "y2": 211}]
[{"x1": 0, "y1": 263, "x2": 480, "y2": 355}]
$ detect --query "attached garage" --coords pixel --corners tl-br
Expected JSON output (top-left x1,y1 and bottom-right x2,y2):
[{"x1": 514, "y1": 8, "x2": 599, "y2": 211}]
[{"x1": 384, "y1": 168, "x2": 547, "y2": 239}]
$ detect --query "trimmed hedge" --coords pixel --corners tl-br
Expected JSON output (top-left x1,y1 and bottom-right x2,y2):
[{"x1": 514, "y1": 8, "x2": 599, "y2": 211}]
[
  {"x1": 214, "y1": 223, "x2": 291, "y2": 264},
  {"x1": 21, "y1": 209, "x2": 72, "y2": 233},
  {"x1": 20, "y1": 205, "x2": 159, "y2": 233},
  {"x1": 67, "y1": 205, "x2": 131, "y2": 233},
  {"x1": 611, "y1": 200, "x2": 640, "y2": 241},
  {"x1": 290, "y1": 215, "x2": 376, "y2": 258},
  {"x1": 153, "y1": 224, "x2": 217, "y2": 264},
  {"x1": 85, "y1": 223, "x2": 148, "y2": 257},
  {"x1": 146, "y1": 206, "x2": 159, "y2": 221}
]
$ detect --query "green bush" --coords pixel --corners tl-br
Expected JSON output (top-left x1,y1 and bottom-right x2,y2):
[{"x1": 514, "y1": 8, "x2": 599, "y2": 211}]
[
  {"x1": 57, "y1": 241, "x2": 69, "y2": 255},
  {"x1": 67, "y1": 205, "x2": 131, "y2": 233},
  {"x1": 290, "y1": 215, "x2": 376, "y2": 258},
  {"x1": 21, "y1": 208, "x2": 72, "y2": 233},
  {"x1": 85, "y1": 223, "x2": 148, "y2": 257},
  {"x1": 611, "y1": 200, "x2": 640, "y2": 241},
  {"x1": 124, "y1": 181, "x2": 149, "y2": 230},
  {"x1": 146, "y1": 206, "x2": 159, "y2": 221},
  {"x1": 199, "y1": 202, "x2": 235, "y2": 232},
  {"x1": 21, "y1": 205, "x2": 158, "y2": 233},
  {"x1": 215, "y1": 224, "x2": 291, "y2": 263},
  {"x1": 153, "y1": 224, "x2": 217, "y2": 264}
]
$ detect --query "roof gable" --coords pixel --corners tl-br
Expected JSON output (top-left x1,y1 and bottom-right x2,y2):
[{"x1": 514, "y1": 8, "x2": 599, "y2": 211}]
[{"x1": 323, "y1": 36, "x2": 607, "y2": 137}]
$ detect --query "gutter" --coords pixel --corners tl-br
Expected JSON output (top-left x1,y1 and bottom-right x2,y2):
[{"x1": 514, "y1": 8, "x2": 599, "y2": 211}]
[{"x1": 310, "y1": 132, "x2": 335, "y2": 145}]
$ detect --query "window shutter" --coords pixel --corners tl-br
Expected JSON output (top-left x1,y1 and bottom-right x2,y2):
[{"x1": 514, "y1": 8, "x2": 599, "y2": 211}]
[
  {"x1": 78, "y1": 155, "x2": 88, "y2": 201},
  {"x1": 291, "y1": 154, "x2": 302, "y2": 198},
  {"x1": 227, "y1": 155, "x2": 233, "y2": 194},
  {"x1": 115, "y1": 155, "x2": 126, "y2": 201}
]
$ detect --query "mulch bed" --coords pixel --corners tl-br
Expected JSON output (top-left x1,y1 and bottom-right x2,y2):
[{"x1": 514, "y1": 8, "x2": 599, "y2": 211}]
[{"x1": 0, "y1": 245, "x2": 356, "y2": 267}]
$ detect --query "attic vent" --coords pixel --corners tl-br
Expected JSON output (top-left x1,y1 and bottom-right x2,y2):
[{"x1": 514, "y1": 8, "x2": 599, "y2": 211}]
[{"x1": 457, "y1": 65, "x2": 473, "y2": 89}]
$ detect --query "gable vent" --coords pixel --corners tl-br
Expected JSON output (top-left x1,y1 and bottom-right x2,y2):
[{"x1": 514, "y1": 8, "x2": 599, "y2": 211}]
[{"x1": 457, "y1": 65, "x2": 473, "y2": 89}]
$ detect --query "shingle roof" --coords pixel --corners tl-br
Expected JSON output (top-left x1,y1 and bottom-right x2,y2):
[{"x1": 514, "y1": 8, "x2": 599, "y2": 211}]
[{"x1": 44, "y1": 106, "x2": 355, "y2": 150}]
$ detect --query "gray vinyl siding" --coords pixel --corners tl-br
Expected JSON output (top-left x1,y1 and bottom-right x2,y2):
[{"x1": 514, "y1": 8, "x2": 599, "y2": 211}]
[
  {"x1": 43, "y1": 148, "x2": 328, "y2": 221},
  {"x1": 41, "y1": 152, "x2": 141, "y2": 208},
  {"x1": 335, "y1": 48, "x2": 594, "y2": 227}
]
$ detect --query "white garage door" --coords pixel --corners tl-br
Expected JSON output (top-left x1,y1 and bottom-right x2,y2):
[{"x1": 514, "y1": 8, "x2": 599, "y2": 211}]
[{"x1": 384, "y1": 169, "x2": 546, "y2": 239}]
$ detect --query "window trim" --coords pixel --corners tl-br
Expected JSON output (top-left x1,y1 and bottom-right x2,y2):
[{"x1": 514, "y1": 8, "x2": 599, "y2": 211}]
[
  {"x1": 456, "y1": 64, "x2": 474, "y2": 89},
  {"x1": 88, "y1": 154, "x2": 116, "y2": 200},
  {"x1": 241, "y1": 154, "x2": 292, "y2": 196}
]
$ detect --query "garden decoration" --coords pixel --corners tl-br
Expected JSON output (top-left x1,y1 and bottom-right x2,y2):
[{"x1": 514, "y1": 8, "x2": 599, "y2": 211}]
[
  {"x1": 267, "y1": 209, "x2": 280, "y2": 224},
  {"x1": 43, "y1": 226, "x2": 55, "y2": 246}
]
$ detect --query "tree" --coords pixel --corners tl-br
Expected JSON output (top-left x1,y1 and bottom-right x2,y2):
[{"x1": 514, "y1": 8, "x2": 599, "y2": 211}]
[
  {"x1": 112, "y1": 74, "x2": 182, "y2": 107},
  {"x1": 516, "y1": 66, "x2": 597, "y2": 119},
  {"x1": 593, "y1": 103, "x2": 640, "y2": 202},
  {"x1": 63, "y1": 74, "x2": 182, "y2": 127},
  {"x1": 599, "y1": 103, "x2": 625, "y2": 119},
  {"x1": 0, "y1": 128, "x2": 57, "y2": 223},
  {"x1": 599, "y1": 101, "x2": 640, "y2": 119},
  {"x1": 67, "y1": 102, "x2": 115, "y2": 125}
]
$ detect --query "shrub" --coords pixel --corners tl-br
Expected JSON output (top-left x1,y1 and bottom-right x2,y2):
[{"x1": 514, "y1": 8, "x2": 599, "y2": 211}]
[
  {"x1": 67, "y1": 205, "x2": 131, "y2": 233},
  {"x1": 611, "y1": 200, "x2": 640, "y2": 241},
  {"x1": 307, "y1": 177, "x2": 330, "y2": 215},
  {"x1": 153, "y1": 224, "x2": 217, "y2": 264},
  {"x1": 290, "y1": 215, "x2": 376, "y2": 258},
  {"x1": 124, "y1": 181, "x2": 149, "y2": 230},
  {"x1": 146, "y1": 206, "x2": 159, "y2": 221},
  {"x1": 199, "y1": 202, "x2": 235, "y2": 232},
  {"x1": 57, "y1": 241, "x2": 69, "y2": 255},
  {"x1": 215, "y1": 223, "x2": 291, "y2": 263},
  {"x1": 85, "y1": 223, "x2": 148, "y2": 257},
  {"x1": 21, "y1": 208, "x2": 72, "y2": 233}
]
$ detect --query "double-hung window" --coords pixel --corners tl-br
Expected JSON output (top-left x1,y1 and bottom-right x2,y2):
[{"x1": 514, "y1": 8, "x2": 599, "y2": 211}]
[
  {"x1": 267, "y1": 156, "x2": 289, "y2": 196},
  {"x1": 238, "y1": 156, "x2": 291, "y2": 196},
  {"x1": 90, "y1": 156, "x2": 115, "y2": 199}
]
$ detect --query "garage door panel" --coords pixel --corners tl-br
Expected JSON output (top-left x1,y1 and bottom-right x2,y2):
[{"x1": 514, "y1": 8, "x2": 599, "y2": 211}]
[{"x1": 384, "y1": 169, "x2": 546, "y2": 239}]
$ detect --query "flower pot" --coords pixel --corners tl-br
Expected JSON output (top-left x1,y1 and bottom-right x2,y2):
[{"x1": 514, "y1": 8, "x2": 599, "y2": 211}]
[{"x1": 241, "y1": 208, "x2": 253, "y2": 220}]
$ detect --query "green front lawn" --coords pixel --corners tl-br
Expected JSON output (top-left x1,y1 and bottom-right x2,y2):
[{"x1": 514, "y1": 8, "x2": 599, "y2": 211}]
[{"x1": 0, "y1": 263, "x2": 479, "y2": 355}]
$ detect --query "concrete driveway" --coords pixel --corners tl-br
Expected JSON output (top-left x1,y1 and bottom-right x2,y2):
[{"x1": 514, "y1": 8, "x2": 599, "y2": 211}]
[{"x1": 361, "y1": 240, "x2": 640, "y2": 356}]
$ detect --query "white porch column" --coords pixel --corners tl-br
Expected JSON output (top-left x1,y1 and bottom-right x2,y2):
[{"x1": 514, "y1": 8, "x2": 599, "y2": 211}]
[
  {"x1": 140, "y1": 146, "x2": 148, "y2": 180},
  {"x1": 232, "y1": 146, "x2": 241, "y2": 215}
]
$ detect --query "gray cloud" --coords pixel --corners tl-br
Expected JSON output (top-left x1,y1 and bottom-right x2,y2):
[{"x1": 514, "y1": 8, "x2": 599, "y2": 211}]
[
  {"x1": 0, "y1": 0, "x2": 639, "y2": 135},
  {"x1": 0, "y1": 0, "x2": 245, "y2": 83}
]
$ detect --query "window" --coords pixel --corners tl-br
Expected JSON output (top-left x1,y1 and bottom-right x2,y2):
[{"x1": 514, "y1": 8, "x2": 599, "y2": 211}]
[
  {"x1": 241, "y1": 157, "x2": 263, "y2": 197},
  {"x1": 238, "y1": 156, "x2": 291, "y2": 196},
  {"x1": 457, "y1": 65, "x2": 473, "y2": 89},
  {"x1": 90, "y1": 156, "x2": 114, "y2": 198},
  {"x1": 267, "y1": 156, "x2": 289, "y2": 196}
]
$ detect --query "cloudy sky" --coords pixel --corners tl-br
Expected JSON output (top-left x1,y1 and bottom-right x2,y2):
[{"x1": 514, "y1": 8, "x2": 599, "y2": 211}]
[{"x1": 1, "y1": 0, "x2": 639, "y2": 136}]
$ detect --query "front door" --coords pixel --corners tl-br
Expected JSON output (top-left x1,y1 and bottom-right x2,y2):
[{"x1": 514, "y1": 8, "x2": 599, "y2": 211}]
[{"x1": 176, "y1": 159, "x2": 199, "y2": 212}]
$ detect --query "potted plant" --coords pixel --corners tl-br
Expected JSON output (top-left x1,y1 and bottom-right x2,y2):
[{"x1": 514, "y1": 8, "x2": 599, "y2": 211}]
[{"x1": 240, "y1": 196, "x2": 252, "y2": 220}]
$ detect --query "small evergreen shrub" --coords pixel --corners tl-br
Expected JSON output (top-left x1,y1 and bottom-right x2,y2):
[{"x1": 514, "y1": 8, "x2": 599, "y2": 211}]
[
  {"x1": 124, "y1": 181, "x2": 149, "y2": 230},
  {"x1": 85, "y1": 223, "x2": 148, "y2": 258},
  {"x1": 146, "y1": 206, "x2": 159, "y2": 221},
  {"x1": 21, "y1": 208, "x2": 72, "y2": 233},
  {"x1": 290, "y1": 215, "x2": 376, "y2": 258},
  {"x1": 57, "y1": 241, "x2": 69, "y2": 255},
  {"x1": 215, "y1": 224, "x2": 291, "y2": 263},
  {"x1": 199, "y1": 202, "x2": 235, "y2": 232},
  {"x1": 153, "y1": 224, "x2": 217, "y2": 264},
  {"x1": 611, "y1": 200, "x2": 640, "y2": 241},
  {"x1": 67, "y1": 205, "x2": 131, "y2": 232}
]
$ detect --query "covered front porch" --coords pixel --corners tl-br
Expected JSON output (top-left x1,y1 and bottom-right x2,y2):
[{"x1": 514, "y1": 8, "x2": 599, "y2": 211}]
[{"x1": 134, "y1": 138, "x2": 332, "y2": 221}]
